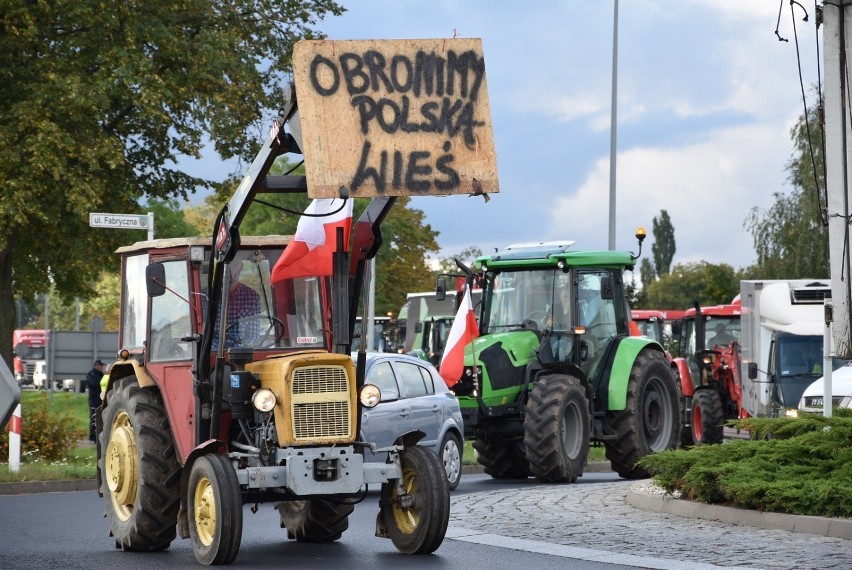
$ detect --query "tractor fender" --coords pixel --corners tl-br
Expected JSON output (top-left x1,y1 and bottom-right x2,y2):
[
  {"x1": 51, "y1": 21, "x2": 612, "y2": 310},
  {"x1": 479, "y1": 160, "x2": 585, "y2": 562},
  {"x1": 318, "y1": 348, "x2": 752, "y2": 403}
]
[
  {"x1": 178, "y1": 439, "x2": 228, "y2": 539},
  {"x1": 607, "y1": 337, "x2": 664, "y2": 410},
  {"x1": 671, "y1": 357, "x2": 694, "y2": 397}
]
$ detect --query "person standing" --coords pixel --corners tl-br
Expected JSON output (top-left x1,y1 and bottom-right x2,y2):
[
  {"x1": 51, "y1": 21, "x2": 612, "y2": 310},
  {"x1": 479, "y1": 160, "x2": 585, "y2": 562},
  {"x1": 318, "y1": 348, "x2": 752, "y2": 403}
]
[{"x1": 86, "y1": 360, "x2": 104, "y2": 443}]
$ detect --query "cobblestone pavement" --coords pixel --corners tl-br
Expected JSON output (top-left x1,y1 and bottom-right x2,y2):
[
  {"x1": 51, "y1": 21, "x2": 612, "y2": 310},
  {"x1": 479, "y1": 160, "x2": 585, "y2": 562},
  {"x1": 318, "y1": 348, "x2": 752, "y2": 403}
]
[{"x1": 448, "y1": 476, "x2": 852, "y2": 570}]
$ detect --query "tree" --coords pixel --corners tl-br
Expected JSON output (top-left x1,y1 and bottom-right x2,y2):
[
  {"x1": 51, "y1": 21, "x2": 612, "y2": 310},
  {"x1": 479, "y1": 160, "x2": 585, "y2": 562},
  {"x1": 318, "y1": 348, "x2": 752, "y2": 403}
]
[
  {"x1": 651, "y1": 210, "x2": 676, "y2": 276},
  {"x1": 0, "y1": 2, "x2": 344, "y2": 367},
  {"x1": 644, "y1": 262, "x2": 739, "y2": 309},
  {"x1": 745, "y1": 101, "x2": 829, "y2": 279},
  {"x1": 436, "y1": 246, "x2": 483, "y2": 275}
]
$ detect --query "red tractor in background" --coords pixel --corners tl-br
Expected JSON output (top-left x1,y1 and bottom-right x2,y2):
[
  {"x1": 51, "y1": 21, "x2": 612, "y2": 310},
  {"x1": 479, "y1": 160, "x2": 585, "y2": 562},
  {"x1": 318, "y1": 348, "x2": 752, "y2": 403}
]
[
  {"x1": 630, "y1": 310, "x2": 666, "y2": 346},
  {"x1": 672, "y1": 299, "x2": 747, "y2": 446}
]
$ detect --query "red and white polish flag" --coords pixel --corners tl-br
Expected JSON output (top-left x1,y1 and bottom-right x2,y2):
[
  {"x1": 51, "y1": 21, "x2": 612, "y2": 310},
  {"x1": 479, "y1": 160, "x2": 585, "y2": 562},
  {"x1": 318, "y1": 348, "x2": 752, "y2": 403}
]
[
  {"x1": 271, "y1": 199, "x2": 354, "y2": 282},
  {"x1": 439, "y1": 284, "x2": 480, "y2": 388}
]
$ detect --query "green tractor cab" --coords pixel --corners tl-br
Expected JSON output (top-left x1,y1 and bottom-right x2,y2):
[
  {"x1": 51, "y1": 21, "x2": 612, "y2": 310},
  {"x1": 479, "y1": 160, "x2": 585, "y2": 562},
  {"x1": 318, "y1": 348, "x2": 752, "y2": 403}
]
[{"x1": 443, "y1": 232, "x2": 681, "y2": 482}]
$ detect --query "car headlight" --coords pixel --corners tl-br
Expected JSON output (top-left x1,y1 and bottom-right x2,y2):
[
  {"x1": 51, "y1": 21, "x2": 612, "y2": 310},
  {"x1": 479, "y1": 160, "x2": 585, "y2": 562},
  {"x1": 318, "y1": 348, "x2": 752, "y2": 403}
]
[
  {"x1": 360, "y1": 384, "x2": 381, "y2": 408},
  {"x1": 252, "y1": 388, "x2": 277, "y2": 413}
]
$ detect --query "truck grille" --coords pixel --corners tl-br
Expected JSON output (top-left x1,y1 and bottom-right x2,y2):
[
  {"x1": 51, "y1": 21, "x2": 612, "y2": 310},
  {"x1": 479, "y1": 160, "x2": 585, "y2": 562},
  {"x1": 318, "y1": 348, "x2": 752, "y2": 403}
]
[
  {"x1": 24, "y1": 362, "x2": 36, "y2": 382},
  {"x1": 290, "y1": 365, "x2": 351, "y2": 441}
]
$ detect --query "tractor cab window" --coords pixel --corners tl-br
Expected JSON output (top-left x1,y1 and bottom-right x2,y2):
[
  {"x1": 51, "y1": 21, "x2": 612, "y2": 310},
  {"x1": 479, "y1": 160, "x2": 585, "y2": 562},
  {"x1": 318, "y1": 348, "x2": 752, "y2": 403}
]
[
  {"x1": 577, "y1": 270, "x2": 622, "y2": 378},
  {"x1": 150, "y1": 259, "x2": 193, "y2": 361},
  {"x1": 484, "y1": 269, "x2": 570, "y2": 333},
  {"x1": 705, "y1": 317, "x2": 740, "y2": 347},
  {"x1": 122, "y1": 253, "x2": 149, "y2": 349}
]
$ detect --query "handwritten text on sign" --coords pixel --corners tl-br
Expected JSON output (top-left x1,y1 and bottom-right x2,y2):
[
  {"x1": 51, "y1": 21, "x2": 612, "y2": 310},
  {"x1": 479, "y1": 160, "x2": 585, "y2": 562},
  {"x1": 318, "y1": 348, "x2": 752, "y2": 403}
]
[{"x1": 293, "y1": 39, "x2": 499, "y2": 199}]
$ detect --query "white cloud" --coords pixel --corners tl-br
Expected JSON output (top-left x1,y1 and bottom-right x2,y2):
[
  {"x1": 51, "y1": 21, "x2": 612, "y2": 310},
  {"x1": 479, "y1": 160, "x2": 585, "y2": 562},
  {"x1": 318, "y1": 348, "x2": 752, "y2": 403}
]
[{"x1": 548, "y1": 121, "x2": 792, "y2": 269}]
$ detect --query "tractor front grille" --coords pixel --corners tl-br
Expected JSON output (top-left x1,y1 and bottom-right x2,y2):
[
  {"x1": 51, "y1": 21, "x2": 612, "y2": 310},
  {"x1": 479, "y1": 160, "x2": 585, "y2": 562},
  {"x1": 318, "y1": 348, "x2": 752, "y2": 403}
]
[{"x1": 290, "y1": 365, "x2": 352, "y2": 442}]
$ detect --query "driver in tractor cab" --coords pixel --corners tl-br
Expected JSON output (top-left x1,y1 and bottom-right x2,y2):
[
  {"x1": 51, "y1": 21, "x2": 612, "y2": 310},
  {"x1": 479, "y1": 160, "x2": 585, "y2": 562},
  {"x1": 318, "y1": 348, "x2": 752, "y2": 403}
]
[
  {"x1": 212, "y1": 259, "x2": 261, "y2": 349},
  {"x1": 711, "y1": 322, "x2": 735, "y2": 347}
]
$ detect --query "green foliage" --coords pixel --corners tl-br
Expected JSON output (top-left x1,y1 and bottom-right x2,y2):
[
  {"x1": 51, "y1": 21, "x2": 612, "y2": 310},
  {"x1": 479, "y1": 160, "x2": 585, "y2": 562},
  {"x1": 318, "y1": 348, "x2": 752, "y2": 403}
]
[
  {"x1": 0, "y1": 0, "x2": 344, "y2": 368},
  {"x1": 0, "y1": 393, "x2": 85, "y2": 463},
  {"x1": 436, "y1": 246, "x2": 483, "y2": 276},
  {"x1": 745, "y1": 100, "x2": 829, "y2": 279},
  {"x1": 638, "y1": 414, "x2": 852, "y2": 518},
  {"x1": 651, "y1": 210, "x2": 676, "y2": 276},
  {"x1": 644, "y1": 261, "x2": 739, "y2": 308},
  {"x1": 147, "y1": 198, "x2": 201, "y2": 240}
]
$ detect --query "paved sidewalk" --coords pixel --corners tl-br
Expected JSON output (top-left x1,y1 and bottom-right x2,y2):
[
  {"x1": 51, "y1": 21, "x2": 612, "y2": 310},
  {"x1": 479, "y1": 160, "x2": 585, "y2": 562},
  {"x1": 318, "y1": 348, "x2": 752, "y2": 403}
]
[{"x1": 449, "y1": 472, "x2": 852, "y2": 570}]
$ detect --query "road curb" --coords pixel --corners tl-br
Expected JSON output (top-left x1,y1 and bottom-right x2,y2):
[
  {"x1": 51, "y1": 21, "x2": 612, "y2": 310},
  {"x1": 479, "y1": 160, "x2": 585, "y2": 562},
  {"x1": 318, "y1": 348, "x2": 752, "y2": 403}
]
[
  {"x1": 626, "y1": 486, "x2": 852, "y2": 541},
  {"x1": 0, "y1": 478, "x2": 98, "y2": 496}
]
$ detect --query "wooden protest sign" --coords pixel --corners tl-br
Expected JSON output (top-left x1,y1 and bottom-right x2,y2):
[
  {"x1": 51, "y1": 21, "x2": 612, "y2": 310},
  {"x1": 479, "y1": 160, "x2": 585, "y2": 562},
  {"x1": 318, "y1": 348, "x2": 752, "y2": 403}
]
[{"x1": 292, "y1": 38, "x2": 499, "y2": 199}]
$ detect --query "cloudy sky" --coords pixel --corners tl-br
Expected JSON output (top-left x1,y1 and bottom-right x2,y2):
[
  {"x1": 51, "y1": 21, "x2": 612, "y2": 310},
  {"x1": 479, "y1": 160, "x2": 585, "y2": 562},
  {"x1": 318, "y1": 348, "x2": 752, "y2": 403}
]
[{"x1": 183, "y1": 1, "x2": 822, "y2": 271}]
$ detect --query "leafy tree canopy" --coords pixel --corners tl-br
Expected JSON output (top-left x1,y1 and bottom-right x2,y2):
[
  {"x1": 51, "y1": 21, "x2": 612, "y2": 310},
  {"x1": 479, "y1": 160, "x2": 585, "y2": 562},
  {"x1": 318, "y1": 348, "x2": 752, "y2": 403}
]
[
  {"x1": 0, "y1": 1, "x2": 344, "y2": 366},
  {"x1": 746, "y1": 101, "x2": 829, "y2": 279},
  {"x1": 644, "y1": 261, "x2": 739, "y2": 309}
]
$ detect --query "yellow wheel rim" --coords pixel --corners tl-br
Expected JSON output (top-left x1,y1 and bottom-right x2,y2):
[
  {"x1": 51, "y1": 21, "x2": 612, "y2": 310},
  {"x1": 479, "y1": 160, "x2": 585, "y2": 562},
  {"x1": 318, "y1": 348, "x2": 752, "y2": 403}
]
[
  {"x1": 193, "y1": 476, "x2": 216, "y2": 546},
  {"x1": 105, "y1": 411, "x2": 137, "y2": 522},
  {"x1": 391, "y1": 466, "x2": 421, "y2": 535}
]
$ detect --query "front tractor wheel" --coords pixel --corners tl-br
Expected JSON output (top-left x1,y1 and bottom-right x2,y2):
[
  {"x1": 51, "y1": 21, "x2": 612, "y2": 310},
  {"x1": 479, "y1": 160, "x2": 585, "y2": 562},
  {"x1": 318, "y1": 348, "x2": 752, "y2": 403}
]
[
  {"x1": 382, "y1": 445, "x2": 450, "y2": 554},
  {"x1": 187, "y1": 454, "x2": 243, "y2": 565},
  {"x1": 99, "y1": 377, "x2": 181, "y2": 551},
  {"x1": 604, "y1": 350, "x2": 680, "y2": 479},
  {"x1": 691, "y1": 389, "x2": 725, "y2": 445},
  {"x1": 524, "y1": 374, "x2": 590, "y2": 483},
  {"x1": 472, "y1": 439, "x2": 529, "y2": 479},
  {"x1": 275, "y1": 499, "x2": 354, "y2": 542}
]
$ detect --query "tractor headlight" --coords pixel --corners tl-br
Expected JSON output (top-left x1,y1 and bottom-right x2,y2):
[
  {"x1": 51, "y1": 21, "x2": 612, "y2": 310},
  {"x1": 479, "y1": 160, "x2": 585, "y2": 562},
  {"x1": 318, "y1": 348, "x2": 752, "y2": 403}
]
[
  {"x1": 252, "y1": 388, "x2": 277, "y2": 413},
  {"x1": 360, "y1": 384, "x2": 381, "y2": 408}
]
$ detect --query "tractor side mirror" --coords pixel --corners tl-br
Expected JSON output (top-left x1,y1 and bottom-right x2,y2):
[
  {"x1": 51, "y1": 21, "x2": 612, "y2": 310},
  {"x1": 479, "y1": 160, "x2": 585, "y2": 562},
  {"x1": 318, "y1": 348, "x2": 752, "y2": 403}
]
[
  {"x1": 414, "y1": 321, "x2": 423, "y2": 333},
  {"x1": 600, "y1": 276, "x2": 614, "y2": 300},
  {"x1": 436, "y1": 278, "x2": 447, "y2": 301},
  {"x1": 13, "y1": 342, "x2": 28, "y2": 358},
  {"x1": 146, "y1": 263, "x2": 167, "y2": 297}
]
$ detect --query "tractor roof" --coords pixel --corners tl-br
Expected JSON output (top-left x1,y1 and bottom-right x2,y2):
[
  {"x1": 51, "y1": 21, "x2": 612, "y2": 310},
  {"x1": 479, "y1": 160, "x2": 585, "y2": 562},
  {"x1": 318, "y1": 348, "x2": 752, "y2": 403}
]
[
  {"x1": 475, "y1": 242, "x2": 636, "y2": 271},
  {"x1": 115, "y1": 235, "x2": 292, "y2": 255}
]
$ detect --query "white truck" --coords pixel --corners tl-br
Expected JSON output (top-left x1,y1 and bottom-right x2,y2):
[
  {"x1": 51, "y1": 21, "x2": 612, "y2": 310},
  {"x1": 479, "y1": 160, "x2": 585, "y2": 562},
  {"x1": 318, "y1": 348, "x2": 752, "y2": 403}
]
[{"x1": 740, "y1": 279, "x2": 832, "y2": 417}]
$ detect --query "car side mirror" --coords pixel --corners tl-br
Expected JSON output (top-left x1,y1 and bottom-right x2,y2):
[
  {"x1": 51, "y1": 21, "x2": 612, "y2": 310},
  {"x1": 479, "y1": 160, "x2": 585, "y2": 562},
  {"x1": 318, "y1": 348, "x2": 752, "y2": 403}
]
[
  {"x1": 380, "y1": 390, "x2": 399, "y2": 403},
  {"x1": 748, "y1": 362, "x2": 757, "y2": 380},
  {"x1": 146, "y1": 263, "x2": 166, "y2": 297}
]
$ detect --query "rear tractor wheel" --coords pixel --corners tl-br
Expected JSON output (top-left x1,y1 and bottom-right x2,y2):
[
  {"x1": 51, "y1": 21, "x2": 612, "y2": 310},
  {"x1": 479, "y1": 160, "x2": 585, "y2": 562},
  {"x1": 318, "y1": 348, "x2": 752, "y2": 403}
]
[
  {"x1": 381, "y1": 445, "x2": 449, "y2": 554},
  {"x1": 99, "y1": 377, "x2": 181, "y2": 552},
  {"x1": 604, "y1": 350, "x2": 680, "y2": 479},
  {"x1": 275, "y1": 499, "x2": 354, "y2": 542}
]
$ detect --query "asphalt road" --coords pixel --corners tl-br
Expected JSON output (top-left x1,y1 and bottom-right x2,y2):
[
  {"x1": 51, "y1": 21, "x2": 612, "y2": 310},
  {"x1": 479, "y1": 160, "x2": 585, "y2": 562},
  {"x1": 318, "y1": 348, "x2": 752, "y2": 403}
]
[{"x1": 0, "y1": 473, "x2": 645, "y2": 570}]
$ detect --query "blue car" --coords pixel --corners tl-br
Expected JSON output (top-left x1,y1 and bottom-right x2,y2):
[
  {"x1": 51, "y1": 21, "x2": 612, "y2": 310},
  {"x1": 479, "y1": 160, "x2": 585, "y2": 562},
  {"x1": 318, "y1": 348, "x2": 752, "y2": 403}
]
[{"x1": 355, "y1": 352, "x2": 464, "y2": 490}]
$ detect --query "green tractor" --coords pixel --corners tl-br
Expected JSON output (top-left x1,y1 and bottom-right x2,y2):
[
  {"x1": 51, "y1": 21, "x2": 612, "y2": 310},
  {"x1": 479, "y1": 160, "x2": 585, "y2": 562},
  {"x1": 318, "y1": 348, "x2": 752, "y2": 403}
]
[{"x1": 440, "y1": 231, "x2": 680, "y2": 482}]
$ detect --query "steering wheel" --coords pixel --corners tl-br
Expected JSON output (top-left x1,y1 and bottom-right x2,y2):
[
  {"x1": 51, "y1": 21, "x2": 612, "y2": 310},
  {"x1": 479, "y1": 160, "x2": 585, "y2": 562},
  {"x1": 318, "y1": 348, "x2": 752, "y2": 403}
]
[
  {"x1": 225, "y1": 315, "x2": 287, "y2": 349},
  {"x1": 526, "y1": 311, "x2": 548, "y2": 328}
]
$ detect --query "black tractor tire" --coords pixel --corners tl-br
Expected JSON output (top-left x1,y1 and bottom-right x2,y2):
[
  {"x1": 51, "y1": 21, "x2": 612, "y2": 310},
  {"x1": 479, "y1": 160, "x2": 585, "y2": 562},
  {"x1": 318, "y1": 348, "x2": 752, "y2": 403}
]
[
  {"x1": 472, "y1": 439, "x2": 529, "y2": 480},
  {"x1": 275, "y1": 499, "x2": 354, "y2": 542},
  {"x1": 523, "y1": 374, "x2": 590, "y2": 483},
  {"x1": 691, "y1": 389, "x2": 725, "y2": 445},
  {"x1": 187, "y1": 453, "x2": 243, "y2": 565},
  {"x1": 604, "y1": 350, "x2": 680, "y2": 479},
  {"x1": 382, "y1": 445, "x2": 450, "y2": 554},
  {"x1": 99, "y1": 376, "x2": 181, "y2": 552},
  {"x1": 438, "y1": 432, "x2": 463, "y2": 490}
]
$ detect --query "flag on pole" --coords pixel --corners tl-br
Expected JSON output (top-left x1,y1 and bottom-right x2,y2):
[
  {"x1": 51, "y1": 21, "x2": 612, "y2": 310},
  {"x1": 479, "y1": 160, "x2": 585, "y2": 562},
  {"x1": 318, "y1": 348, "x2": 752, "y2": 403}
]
[
  {"x1": 271, "y1": 199, "x2": 354, "y2": 282},
  {"x1": 439, "y1": 284, "x2": 480, "y2": 388}
]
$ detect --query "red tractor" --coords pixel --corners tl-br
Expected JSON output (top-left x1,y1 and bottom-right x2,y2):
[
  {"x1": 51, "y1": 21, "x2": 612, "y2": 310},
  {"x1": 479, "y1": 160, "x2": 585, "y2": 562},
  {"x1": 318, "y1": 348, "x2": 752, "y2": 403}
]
[
  {"x1": 630, "y1": 310, "x2": 666, "y2": 345},
  {"x1": 672, "y1": 299, "x2": 747, "y2": 446},
  {"x1": 95, "y1": 85, "x2": 450, "y2": 564}
]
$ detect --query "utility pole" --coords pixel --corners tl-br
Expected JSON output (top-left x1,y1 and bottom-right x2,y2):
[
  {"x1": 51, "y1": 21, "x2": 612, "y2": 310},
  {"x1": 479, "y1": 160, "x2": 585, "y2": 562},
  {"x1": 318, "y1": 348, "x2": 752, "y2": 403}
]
[
  {"x1": 824, "y1": 1, "x2": 852, "y2": 359},
  {"x1": 608, "y1": 0, "x2": 619, "y2": 250}
]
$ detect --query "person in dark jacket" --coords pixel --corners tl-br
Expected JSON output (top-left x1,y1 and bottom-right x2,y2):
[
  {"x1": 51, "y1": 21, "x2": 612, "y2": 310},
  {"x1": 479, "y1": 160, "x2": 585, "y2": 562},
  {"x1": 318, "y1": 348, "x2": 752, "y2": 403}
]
[{"x1": 86, "y1": 360, "x2": 104, "y2": 443}]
